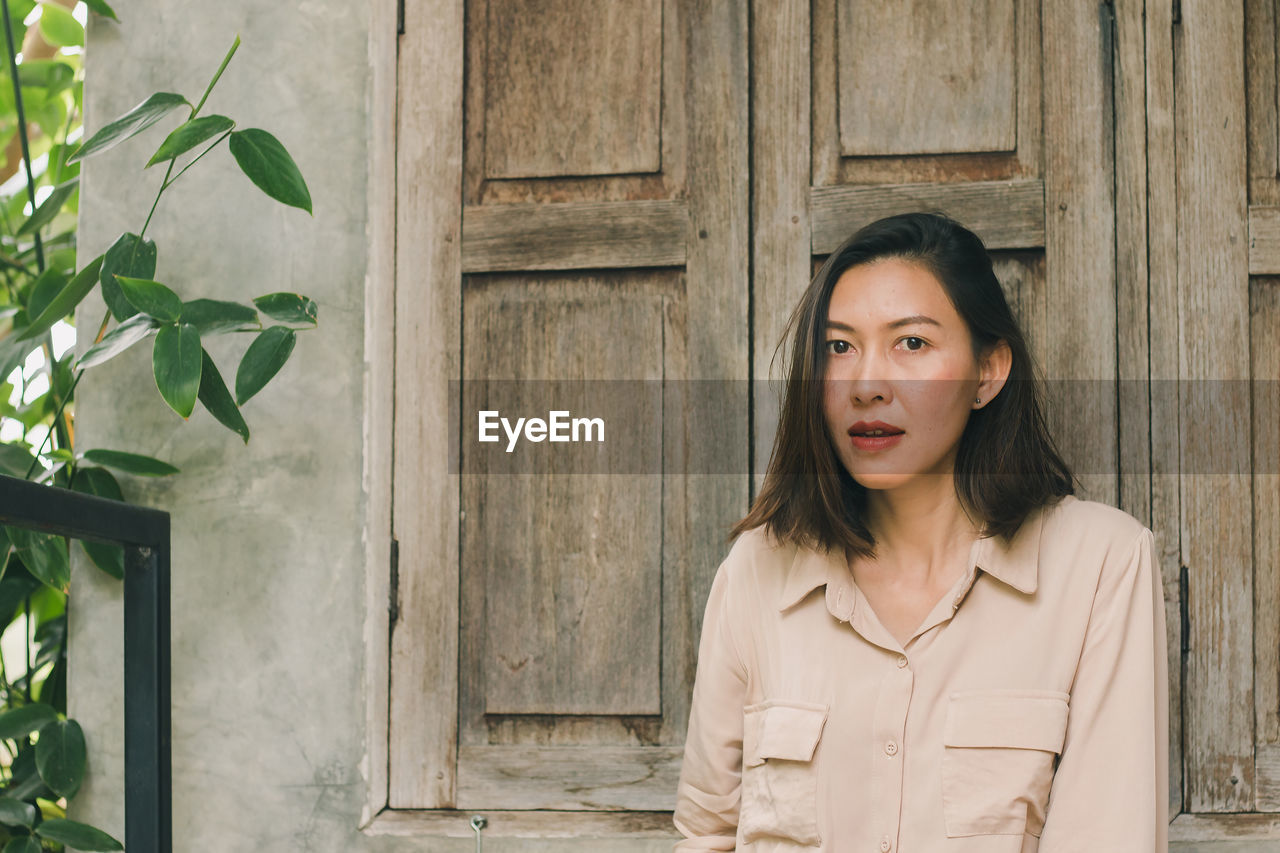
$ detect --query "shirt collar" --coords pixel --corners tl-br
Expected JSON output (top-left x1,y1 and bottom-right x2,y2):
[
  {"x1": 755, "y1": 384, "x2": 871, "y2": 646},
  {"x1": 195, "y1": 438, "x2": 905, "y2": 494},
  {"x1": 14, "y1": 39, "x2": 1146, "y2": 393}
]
[{"x1": 776, "y1": 500, "x2": 1052, "y2": 611}]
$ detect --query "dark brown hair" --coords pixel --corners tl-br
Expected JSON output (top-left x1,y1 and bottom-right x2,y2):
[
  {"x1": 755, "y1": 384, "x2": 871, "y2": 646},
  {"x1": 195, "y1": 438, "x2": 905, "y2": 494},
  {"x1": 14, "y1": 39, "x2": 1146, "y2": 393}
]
[{"x1": 730, "y1": 211, "x2": 1076, "y2": 558}]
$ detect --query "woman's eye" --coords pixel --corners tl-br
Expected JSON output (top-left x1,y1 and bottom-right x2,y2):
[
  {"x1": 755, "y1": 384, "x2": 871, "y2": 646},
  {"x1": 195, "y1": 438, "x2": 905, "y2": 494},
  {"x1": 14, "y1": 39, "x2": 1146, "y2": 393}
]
[
  {"x1": 900, "y1": 336, "x2": 927, "y2": 352},
  {"x1": 826, "y1": 340, "x2": 851, "y2": 355}
]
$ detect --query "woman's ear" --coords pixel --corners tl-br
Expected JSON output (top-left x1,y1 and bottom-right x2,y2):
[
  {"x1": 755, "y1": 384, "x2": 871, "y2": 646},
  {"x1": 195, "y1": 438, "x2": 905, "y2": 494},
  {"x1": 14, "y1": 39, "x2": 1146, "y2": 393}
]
[{"x1": 975, "y1": 340, "x2": 1012, "y2": 407}]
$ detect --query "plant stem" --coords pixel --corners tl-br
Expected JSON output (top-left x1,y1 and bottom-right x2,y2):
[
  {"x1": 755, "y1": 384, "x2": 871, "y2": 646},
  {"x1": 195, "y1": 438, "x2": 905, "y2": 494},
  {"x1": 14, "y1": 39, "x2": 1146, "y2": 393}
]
[
  {"x1": 1, "y1": 0, "x2": 44, "y2": 274},
  {"x1": 190, "y1": 34, "x2": 240, "y2": 119},
  {"x1": 137, "y1": 159, "x2": 176, "y2": 243},
  {"x1": 21, "y1": 596, "x2": 30, "y2": 705},
  {"x1": 23, "y1": 368, "x2": 82, "y2": 480},
  {"x1": 93, "y1": 308, "x2": 110, "y2": 344},
  {"x1": 163, "y1": 130, "x2": 232, "y2": 190}
]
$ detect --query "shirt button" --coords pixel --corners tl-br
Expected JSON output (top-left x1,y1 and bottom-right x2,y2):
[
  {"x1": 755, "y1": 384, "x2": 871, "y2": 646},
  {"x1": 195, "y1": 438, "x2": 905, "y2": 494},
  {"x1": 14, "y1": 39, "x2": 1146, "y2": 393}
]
[
  {"x1": 880, "y1": 838, "x2": 892, "y2": 851},
  {"x1": 896, "y1": 655, "x2": 907, "y2": 668},
  {"x1": 884, "y1": 740, "x2": 897, "y2": 756}
]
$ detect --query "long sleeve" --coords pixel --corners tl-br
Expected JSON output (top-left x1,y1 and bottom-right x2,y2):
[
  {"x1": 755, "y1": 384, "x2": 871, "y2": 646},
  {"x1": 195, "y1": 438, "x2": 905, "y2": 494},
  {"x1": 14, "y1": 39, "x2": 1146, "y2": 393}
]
[
  {"x1": 1038, "y1": 527, "x2": 1170, "y2": 851},
  {"x1": 673, "y1": 559, "x2": 749, "y2": 851}
]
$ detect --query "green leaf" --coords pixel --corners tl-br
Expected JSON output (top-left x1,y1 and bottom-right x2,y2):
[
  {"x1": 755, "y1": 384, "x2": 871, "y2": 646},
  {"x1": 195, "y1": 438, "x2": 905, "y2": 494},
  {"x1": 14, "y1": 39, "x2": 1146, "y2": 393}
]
[
  {"x1": 37, "y1": 3, "x2": 83, "y2": 47},
  {"x1": 235, "y1": 325, "x2": 295, "y2": 405},
  {"x1": 0, "y1": 797, "x2": 36, "y2": 827},
  {"x1": 69, "y1": 468, "x2": 126, "y2": 580},
  {"x1": 146, "y1": 114, "x2": 234, "y2": 167},
  {"x1": 0, "y1": 336, "x2": 33, "y2": 388},
  {"x1": 115, "y1": 275, "x2": 181, "y2": 323},
  {"x1": 69, "y1": 467, "x2": 125, "y2": 503},
  {"x1": 227, "y1": 128, "x2": 312, "y2": 214},
  {"x1": 35, "y1": 818, "x2": 121, "y2": 851},
  {"x1": 40, "y1": 448, "x2": 74, "y2": 464},
  {"x1": 34, "y1": 719, "x2": 85, "y2": 798},
  {"x1": 2, "y1": 836, "x2": 40, "y2": 853},
  {"x1": 17, "y1": 254, "x2": 105, "y2": 342},
  {"x1": 67, "y1": 92, "x2": 190, "y2": 164},
  {"x1": 16, "y1": 60, "x2": 75, "y2": 96},
  {"x1": 0, "y1": 575, "x2": 40, "y2": 626},
  {"x1": 6, "y1": 530, "x2": 68, "y2": 591},
  {"x1": 0, "y1": 704, "x2": 57, "y2": 741},
  {"x1": 252, "y1": 292, "x2": 316, "y2": 326},
  {"x1": 75, "y1": 313, "x2": 160, "y2": 370},
  {"x1": 197, "y1": 346, "x2": 249, "y2": 443},
  {"x1": 15, "y1": 176, "x2": 78, "y2": 236},
  {"x1": 152, "y1": 323, "x2": 201, "y2": 418},
  {"x1": 81, "y1": 449, "x2": 179, "y2": 476},
  {"x1": 78, "y1": 540, "x2": 124, "y2": 580},
  {"x1": 181, "y1": 298, "x2": 259, "y2": 334},
  {"x1": 81, "y1": 0, "x2": 119, "y2": 21},
  {"x1": 100, "y1": 232, "x2": 158, "y2": 322},
  {"x1": 25, "y1": 268, "x2": 66, "y2": 321},
  {"x1": 0, "y1": 445, "x2": 33, "y2": 479}
]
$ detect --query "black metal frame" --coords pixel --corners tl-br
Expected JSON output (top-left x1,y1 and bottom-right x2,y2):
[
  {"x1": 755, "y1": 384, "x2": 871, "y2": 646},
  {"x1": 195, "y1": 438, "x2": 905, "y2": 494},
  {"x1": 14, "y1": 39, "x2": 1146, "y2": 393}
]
[{"x1": 0, "y1": 472, "x2": 171, "y2": 853}]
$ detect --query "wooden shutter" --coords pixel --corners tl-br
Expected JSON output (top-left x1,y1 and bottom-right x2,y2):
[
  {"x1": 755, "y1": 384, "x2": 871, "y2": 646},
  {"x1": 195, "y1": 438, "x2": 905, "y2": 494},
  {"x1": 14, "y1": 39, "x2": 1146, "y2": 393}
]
[
  {"x1": 387, "y1": 0, "x2": 749, "y2": 828},
  {"x1": 748, "y1": 0, "x2": 1159, "y2": 815}
]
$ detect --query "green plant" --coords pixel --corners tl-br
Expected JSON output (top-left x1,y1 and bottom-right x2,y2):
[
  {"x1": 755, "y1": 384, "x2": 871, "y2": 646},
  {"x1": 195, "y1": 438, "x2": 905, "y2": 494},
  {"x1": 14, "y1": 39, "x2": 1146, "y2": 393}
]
[{"x1": 0, "y1": 5, "x2": 316, "y2": 849}]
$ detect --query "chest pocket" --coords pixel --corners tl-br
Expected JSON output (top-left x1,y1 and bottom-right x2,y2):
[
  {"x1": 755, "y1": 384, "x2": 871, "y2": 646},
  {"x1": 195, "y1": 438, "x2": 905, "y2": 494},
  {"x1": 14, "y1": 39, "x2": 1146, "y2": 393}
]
[
  {"x1": 739, "y1": 699, "x2": 828, "y2": 847},
  {"x1": 940, "y1": 688, "x2": 1070, "y2": 838}
]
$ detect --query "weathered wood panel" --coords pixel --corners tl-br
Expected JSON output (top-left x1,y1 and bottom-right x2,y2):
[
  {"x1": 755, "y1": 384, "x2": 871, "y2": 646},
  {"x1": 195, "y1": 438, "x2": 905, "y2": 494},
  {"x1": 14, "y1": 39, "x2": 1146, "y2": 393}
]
[
  {"x1": 462, "y1": 282, "x2": 664, "y2": 715},
  {"x1": 367, "y1": 809, "x2": 678, "y2": 838},
  {"x1": 812, "y1": 0, "x2": 1041, "y2": 187},
  {"x1": 835, "y1": 0, "x2": 1016, "y2": 156},
  {"x1": 1170, "y1": 812, "x2": 1280, "y2": 841},
  {"x1": 1246, "y1": 0, "x2": 1280, "y2": 205},
  {"x1": 749, "y1": 0, "x2": 809, "y2": 490},
  {"x1": 1113, "y1": 0, "x2": 1152, "y2": 530},
  {"x1": 990, "y1": 253, "x2": 1047, "y2": 368},
  {"x1": 388, "y1": 0, "x2": 465, "y2": 810},
  {"x1": 1254, "y1": 737, "x2": 1280, "y2": 809},
  {"x1": 1040, "y1": 1, "x2": 1116, "y2": 502},
  {"x1": 483, "y1": 0, "x2": 662, "y2": 178},
  {"x1": 809, "y1": 179, "x2": 1044, "y2": 254},
  {"x1": 361, "y1": 0, "x2": 398, "y2": 827},
  {"x1": 1254, "y1": 279, "x2": 1280, "y2": 781},
  {"x1": 1143, "y1": 0, "x2": 1183, "y2": 819},
  {"x1": 1250, "y1": 206, "x2": 1280, "y2": 274},
  {"x1": 1175, "y1": 0, "x2": 1254, "y2": 812},
  {"x1": 456, "y1": 745, "x2": 684, "y2": 810},
  {"x1": 461, "y1": 200, "x2": 688, "y2": 272}
]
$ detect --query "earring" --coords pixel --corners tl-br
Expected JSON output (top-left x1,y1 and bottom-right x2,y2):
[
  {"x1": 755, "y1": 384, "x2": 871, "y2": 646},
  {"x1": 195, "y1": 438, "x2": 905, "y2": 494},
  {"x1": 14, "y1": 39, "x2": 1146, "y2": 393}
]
[{"x1": 974, "y1": 397, "x2": 981, "y2": 405}]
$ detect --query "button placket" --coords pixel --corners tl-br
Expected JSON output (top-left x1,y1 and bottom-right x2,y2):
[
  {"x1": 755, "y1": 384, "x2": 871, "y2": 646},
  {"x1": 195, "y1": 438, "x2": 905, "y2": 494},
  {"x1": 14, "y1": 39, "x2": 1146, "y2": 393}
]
[{"x1": 870, "y1": 661, "x2": 911, "y2": 853}]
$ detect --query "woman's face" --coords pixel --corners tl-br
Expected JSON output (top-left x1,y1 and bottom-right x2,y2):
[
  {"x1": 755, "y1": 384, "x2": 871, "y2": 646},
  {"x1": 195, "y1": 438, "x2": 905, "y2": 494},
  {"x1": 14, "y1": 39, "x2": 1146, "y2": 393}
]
[{"x1": 821, "y1": 257, "x2": 1007, "y2": 493}]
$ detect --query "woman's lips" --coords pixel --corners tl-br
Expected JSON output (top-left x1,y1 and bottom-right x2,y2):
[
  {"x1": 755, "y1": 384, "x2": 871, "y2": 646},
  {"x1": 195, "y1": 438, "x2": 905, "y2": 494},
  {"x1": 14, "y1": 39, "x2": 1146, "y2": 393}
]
[
  {"x1": 846, "y1": 421, "x2": 904, "y2": 450},
  {"x1": 848, "y1": 432, "x2": 904, "y2": 451}
]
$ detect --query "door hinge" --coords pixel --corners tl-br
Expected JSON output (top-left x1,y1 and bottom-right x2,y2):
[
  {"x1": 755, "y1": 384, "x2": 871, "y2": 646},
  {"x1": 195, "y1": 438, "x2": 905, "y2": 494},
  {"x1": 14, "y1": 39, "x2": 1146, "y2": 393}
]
[
  {"x1": 389, "y1": 536, "x2": 401, "y2": 627},
  {"x1": 1179, "y1": 564, "x2": 1189, "y2": 658},
  {"x1": 397, "y1": 0, "x2": 405, "y2": 35}
]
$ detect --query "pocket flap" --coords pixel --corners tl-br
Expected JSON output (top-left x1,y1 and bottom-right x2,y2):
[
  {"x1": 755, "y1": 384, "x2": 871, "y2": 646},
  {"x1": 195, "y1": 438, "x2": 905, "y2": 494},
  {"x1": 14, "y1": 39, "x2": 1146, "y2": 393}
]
[
  {"x1": 743, "y1": 699, "x2": 828, "y2": 767},
  {"x1": 943, "y1": 690, "x2": 1069, "y2": 753}
]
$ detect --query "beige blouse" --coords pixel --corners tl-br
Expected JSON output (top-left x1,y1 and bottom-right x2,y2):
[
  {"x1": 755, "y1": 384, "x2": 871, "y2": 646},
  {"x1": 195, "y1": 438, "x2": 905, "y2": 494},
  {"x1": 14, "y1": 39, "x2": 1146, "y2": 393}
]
[{"x1": 673, "y1": 494, "x2": 1169, "y2": 852}]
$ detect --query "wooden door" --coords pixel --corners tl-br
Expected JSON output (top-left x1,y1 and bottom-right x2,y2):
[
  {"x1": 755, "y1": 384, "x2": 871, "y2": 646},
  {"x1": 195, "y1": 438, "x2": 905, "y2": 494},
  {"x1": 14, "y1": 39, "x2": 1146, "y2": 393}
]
[
  {"x1": 747, "y1": 0, "x2": 1178, "y2": 828},
  {"x1": 387, "y1": 0, "x2": 749, "y2": 832},
  {"x1": 377, "y1": 0, "x2": 1280, "y2": 844}
]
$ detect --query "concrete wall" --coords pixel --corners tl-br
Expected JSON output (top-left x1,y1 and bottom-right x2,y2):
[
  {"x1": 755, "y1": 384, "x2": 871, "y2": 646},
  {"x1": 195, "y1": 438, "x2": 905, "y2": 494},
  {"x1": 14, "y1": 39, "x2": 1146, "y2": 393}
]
[{"x1": 69, "y1": 1, "x2": 381, "y2": 849}]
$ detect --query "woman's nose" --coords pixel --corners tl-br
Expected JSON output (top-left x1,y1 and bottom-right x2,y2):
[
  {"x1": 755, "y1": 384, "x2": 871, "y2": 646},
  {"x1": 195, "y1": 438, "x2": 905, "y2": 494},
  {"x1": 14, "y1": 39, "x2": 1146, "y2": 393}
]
[{"x1": 838, "y1": 351, "x2": 891, "y2": 404}]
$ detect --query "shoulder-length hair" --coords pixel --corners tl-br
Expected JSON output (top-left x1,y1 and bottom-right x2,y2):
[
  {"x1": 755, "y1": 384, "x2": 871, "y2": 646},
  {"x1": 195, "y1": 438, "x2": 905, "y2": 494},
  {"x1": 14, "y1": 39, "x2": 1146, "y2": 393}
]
[{"x1": 730, "y1": 211, "x2": 1077, "y2": 558}]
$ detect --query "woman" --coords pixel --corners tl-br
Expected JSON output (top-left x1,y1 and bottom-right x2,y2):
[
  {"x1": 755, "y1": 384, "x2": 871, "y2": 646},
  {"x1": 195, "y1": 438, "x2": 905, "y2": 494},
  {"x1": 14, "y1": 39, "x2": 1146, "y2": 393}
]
[{"x1": 673, "y1": 212, "x2": 1169, "y2": 851}]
